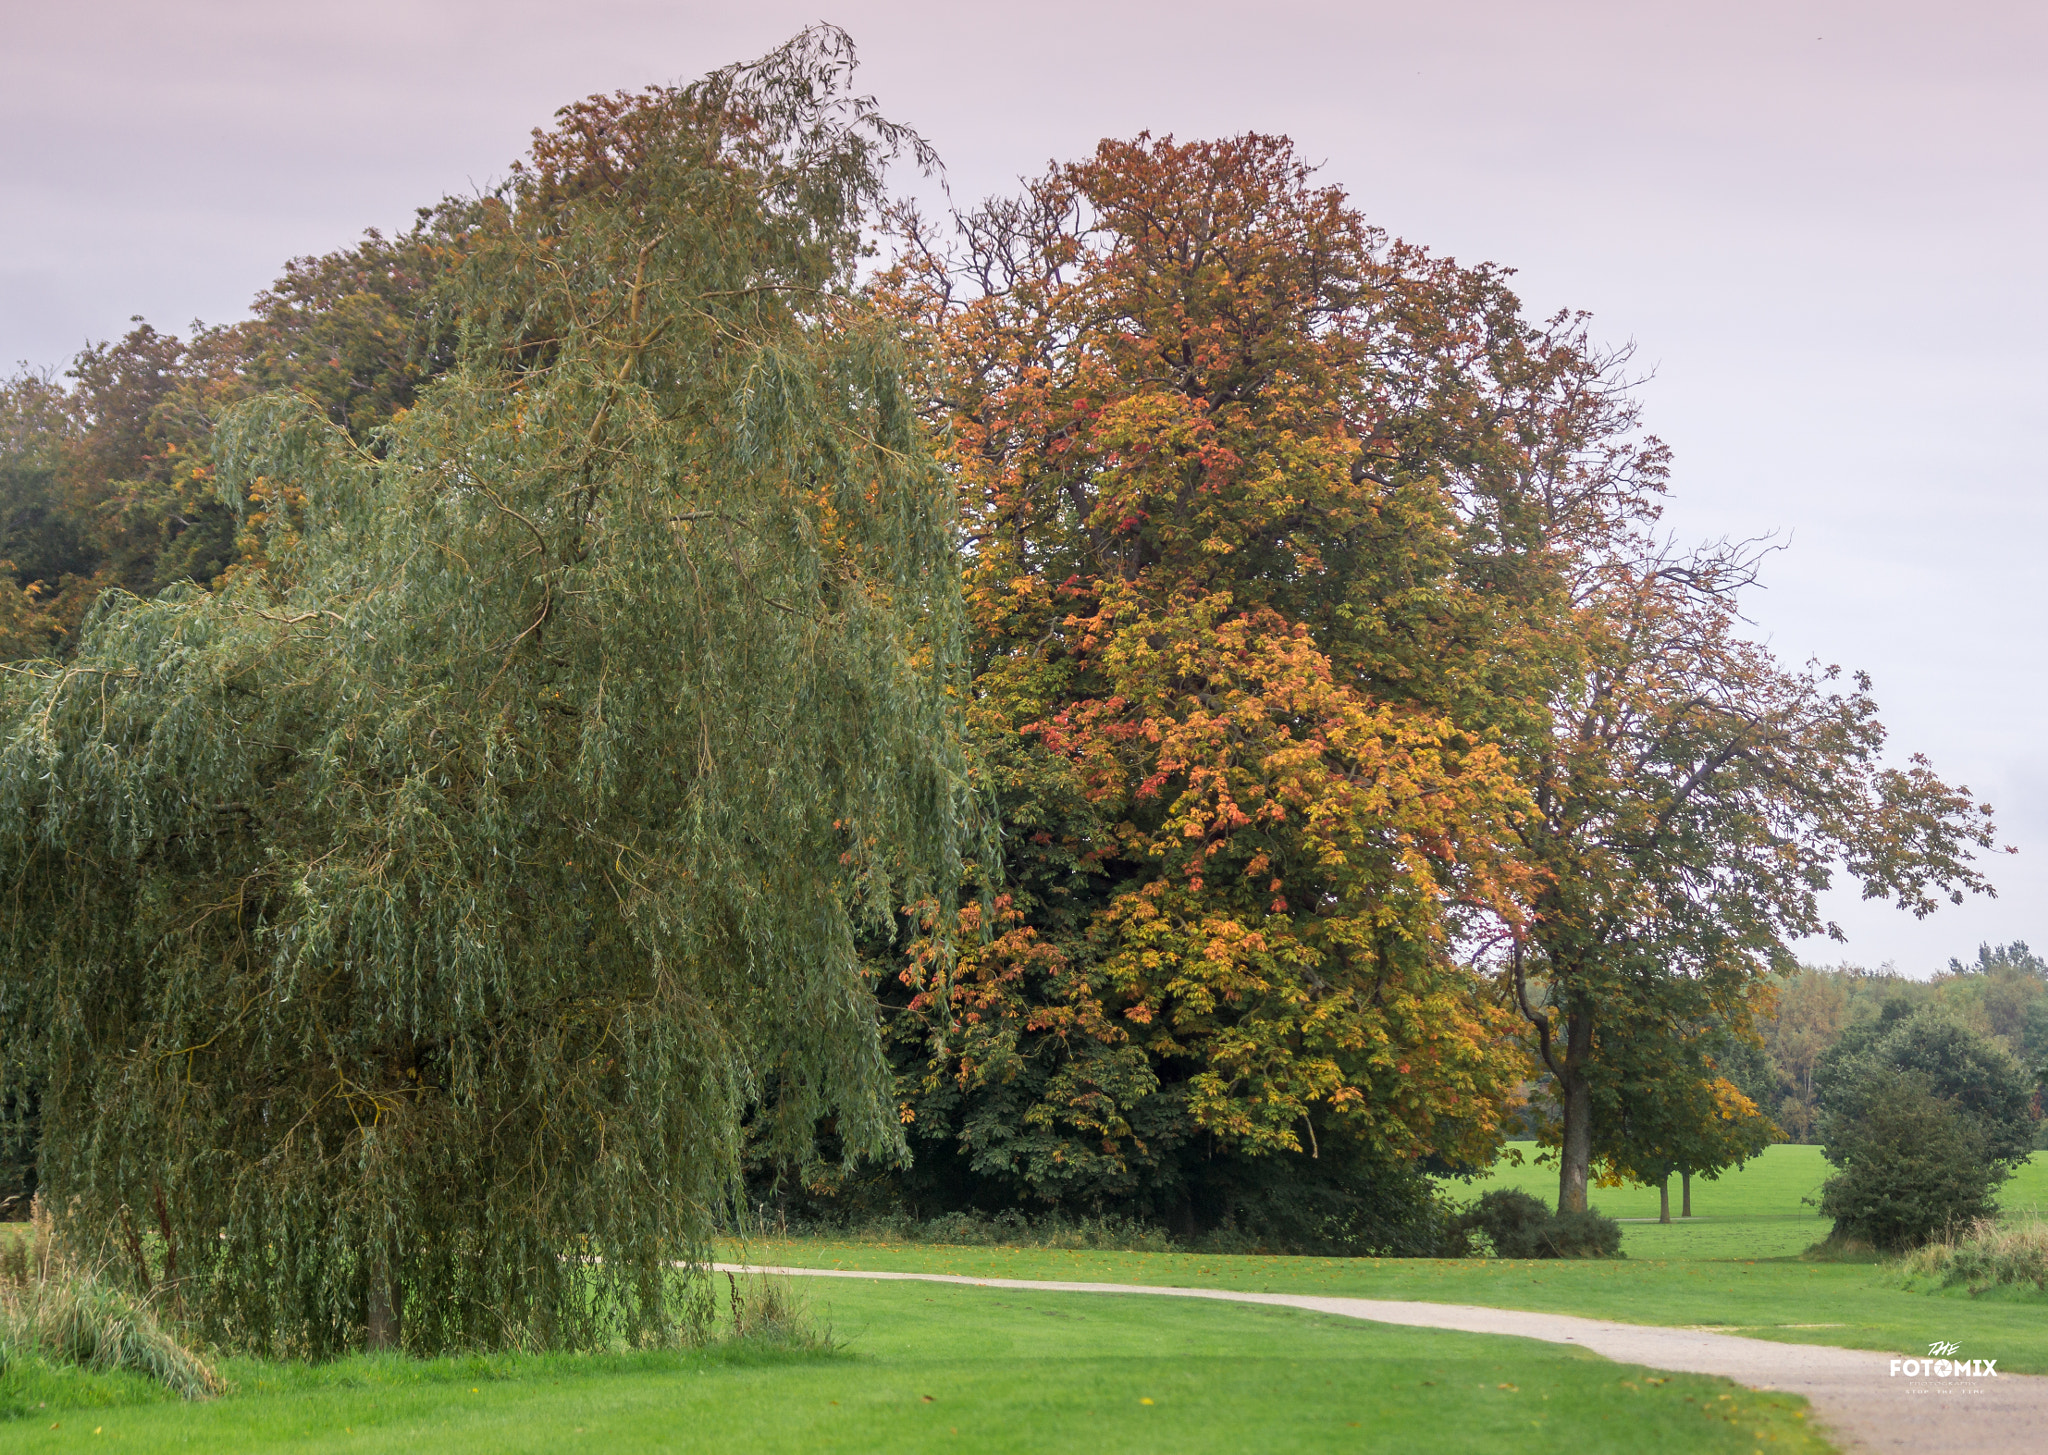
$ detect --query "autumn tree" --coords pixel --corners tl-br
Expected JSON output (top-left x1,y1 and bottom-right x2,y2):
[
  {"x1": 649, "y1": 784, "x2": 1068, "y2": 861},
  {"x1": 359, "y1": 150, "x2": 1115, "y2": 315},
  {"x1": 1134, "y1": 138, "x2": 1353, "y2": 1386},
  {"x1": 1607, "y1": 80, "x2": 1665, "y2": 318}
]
[
  {"x1": 0, "y1": 193, "x2": 474, "y2": 662},
  {"x1": 0, "y1": 326, "x2": 228, "y2": 651},
  {"x1": 1509, "y1": 538, "x2": 1998, "y2": 1213},
  {"x1": 867, "y1": 134, "x2": 1685, "y2": 1242},
  {"x1": 1587, "y1": 1011, "x2": 1776, "y2": 1222},
  {"x1": 0, "y1": 29, "x2": 965, "y2": 1353},
  {"x1": 875, "y1": 131, "x2": 1998, "y2": 1238}
]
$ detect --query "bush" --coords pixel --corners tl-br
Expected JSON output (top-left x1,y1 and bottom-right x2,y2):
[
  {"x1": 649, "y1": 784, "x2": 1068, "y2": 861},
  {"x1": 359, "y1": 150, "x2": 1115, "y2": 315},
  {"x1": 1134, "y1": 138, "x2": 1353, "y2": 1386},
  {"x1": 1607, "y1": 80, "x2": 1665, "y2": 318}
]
[
  {"x1": 1893, "y1": 1218, "x2": 2048, "y2": 1294},
  {"x1": 1818, "y1": 1070, "x2": 2004, "y2": 1250},
  {"x1": 1449, "y1": 1190, "x2": 1623, "y2": 1259},
  {"x1": 1815, "y1": 1009, "x2": 2036, "y2": 1170},
  {"x1": 1191, "y1": 1149, "x2": 1469, "y2": 1258},
  {"x1": 1452, "y1": 1189, "x2": 1548, "y2": 1257},
  {"x1": 1544, "y1": 1208, "x2": 1626, "y2": 1259}
]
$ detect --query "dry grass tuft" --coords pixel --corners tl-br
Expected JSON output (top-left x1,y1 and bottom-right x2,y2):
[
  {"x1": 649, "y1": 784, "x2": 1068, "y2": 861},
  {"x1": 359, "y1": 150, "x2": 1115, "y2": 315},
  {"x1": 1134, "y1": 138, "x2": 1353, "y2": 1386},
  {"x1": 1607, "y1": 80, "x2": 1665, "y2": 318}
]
[
  {"x1": 0, "y1": 1206, "x2": 225, "y2": 1399},
  {"x1": 722, "y1": 1268, "x2": 838, "y2": 1353},
  {"x1": 1893, "y1": 1217, "x2": 2048, "y2": 1294}
]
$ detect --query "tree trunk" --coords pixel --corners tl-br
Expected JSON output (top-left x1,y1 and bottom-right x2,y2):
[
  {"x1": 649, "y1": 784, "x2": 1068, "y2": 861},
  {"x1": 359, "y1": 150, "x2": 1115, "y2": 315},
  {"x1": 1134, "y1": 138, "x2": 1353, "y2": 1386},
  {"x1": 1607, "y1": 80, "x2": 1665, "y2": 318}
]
[
  {"x1": 1658, "y1": 1175, "x2": 1671, "y2": 1224},
  {"x1": 366, "y1": 1249, "x2": 401, "y2": 1352},
  {"x1": 1681, "y1": 1168, "x2": 1692, "y2": 1219},
  {"x1": 1556, "y1": 1012, "x2": 1595, "y2": 1214}
]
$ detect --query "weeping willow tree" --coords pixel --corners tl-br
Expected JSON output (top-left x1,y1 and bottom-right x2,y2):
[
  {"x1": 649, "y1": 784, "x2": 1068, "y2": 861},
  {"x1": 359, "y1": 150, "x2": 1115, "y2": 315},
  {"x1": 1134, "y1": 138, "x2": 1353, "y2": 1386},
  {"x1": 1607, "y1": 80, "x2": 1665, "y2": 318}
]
[{"x1": 0, "y1": 29, "x2": 967, "y2": 1355}]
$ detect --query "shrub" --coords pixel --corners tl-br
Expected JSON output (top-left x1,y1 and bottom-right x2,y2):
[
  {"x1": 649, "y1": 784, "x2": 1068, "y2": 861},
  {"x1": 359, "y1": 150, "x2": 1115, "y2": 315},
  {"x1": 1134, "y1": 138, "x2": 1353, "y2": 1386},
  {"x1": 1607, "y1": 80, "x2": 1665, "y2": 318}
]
[
  {"x1": 1542, "y1": 1207, "x2": 1625, "y2": 1258},
  {"x1": 1893, "y1": 1217, "x2": 2048, "y2": 1294},
  {"x1": 1818, "y1": 1070, "x2": 2004, "y2": 1250},
  {"x1": 1197, "y1": 1151, "x2": 1466, "y2": 1258},
  {"x1": 1453, "y1": 1190, "x2": 1550, "y2": 1257},
  {"x1": 0, "y1": 1210, "x2": 224, "y2": 1399},
  {"x1": 1450, "y1": 1189, "x2": 1623, "y2": 1259}
]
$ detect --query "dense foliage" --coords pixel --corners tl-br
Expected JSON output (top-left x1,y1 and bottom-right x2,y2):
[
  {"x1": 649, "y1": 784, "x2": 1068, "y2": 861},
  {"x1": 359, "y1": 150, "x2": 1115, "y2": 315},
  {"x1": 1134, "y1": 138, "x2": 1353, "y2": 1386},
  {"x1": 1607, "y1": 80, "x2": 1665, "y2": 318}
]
[
  {"x1": 871, "y1": 130, "x2": 1993, "y2": 1233},
  {"x1": 1757, "y1": 947, "x2": 2048, "y2": 1143},
  {"x1": 1813, "y1": 1005, "x2": 2033, "y2": 1249},
  {"x1": 0, "y1": 31, "x2": 968, "y2": 1354},
  {"x1": 1815, "y1": 1005, "x2": 2036, "y2": 1170},
  {"x1": 0, "y1": 27, "x2": 2012, "y2": 1316},
  {"x1": 872, "y1": 134, "x2": 1599, "y2": 1240},
  {"x1": 1817, "y1": 1072, "x2": 2005, "y2": 1250},
  {"x1": 0, "y1": 215, "x2": 468, "y2": 663},
  {"x1": 1448, "y1": 1188, "x2": 1622, "y2": 1259}
]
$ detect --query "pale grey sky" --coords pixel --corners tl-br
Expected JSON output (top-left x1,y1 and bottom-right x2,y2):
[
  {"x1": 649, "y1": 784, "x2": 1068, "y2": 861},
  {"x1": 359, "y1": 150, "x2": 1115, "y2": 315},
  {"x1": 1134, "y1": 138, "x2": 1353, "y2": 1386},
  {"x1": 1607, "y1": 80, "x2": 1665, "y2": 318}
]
[{"x1": 4, "y1": 1, "x2": 2042, "y2": 974}]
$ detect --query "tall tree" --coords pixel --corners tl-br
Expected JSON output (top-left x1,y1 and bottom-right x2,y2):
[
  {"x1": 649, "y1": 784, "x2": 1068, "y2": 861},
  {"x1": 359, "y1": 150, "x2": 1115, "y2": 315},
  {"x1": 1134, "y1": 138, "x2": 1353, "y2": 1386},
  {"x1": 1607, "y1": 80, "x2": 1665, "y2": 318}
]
[
  {"x1": 873, "y1": 134, "x2": 1663, "y2": 1238},
  {"x1": 1509, "y1": 540, "x2": 1998, "y2": 1212},
  {"x1": 0, "y1": 28, "x2": 964, "y2": 1353}
]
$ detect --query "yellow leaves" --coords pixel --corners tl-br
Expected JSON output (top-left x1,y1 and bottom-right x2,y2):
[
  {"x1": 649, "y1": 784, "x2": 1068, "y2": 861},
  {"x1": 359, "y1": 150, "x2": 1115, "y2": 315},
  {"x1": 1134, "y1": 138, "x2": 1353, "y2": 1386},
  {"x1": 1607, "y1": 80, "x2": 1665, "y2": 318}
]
[{"x1": 1709, "y1": 1076, "x2": 1761, "y2": 1123}]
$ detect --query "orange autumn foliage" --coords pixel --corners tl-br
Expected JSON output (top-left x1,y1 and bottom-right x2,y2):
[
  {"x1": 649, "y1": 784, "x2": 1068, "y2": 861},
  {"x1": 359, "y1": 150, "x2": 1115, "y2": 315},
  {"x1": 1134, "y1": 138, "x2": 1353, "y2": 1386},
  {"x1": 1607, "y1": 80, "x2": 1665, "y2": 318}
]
[{"x1": 880, "y1": 135, "x2": 1557, "y2": 1203}]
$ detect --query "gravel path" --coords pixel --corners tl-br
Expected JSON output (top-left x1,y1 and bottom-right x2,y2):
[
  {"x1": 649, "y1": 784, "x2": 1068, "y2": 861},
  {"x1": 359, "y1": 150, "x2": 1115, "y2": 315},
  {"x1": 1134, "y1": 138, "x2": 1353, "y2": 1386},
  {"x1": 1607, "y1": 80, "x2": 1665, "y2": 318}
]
[{"x1": 731, "y1": 1263, "x2": 2048, "y2": 1453}]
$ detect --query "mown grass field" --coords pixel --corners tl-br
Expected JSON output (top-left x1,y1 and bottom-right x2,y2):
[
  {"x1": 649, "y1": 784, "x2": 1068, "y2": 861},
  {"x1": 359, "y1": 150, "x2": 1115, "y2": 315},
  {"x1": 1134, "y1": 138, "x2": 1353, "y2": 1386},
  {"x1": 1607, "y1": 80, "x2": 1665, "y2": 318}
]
[
  {"x1": 9, "y1": 1143, "x2": 2044, "y2": 1449},
  {"x1": 741, "y1": 1146, "x2": 2048, "y2": 1382},
  {"x1": 1453, "y1": 1142, "x2": 1833, "y2": 1259},
  {"x1": 1449, "y1": 1143, "x2": 2048, "y2": 1259},
  {"x1": 0, "y1": 1278, "x2": 1827, "y2": 1453}
]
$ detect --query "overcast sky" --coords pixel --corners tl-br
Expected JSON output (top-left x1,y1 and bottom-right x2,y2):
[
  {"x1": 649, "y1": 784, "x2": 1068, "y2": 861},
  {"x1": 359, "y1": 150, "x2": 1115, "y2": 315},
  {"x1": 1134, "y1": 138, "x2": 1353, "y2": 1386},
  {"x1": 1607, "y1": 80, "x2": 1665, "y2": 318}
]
[{"x1": 4, "y1": 1, "x2": 2042, "y2": 975}]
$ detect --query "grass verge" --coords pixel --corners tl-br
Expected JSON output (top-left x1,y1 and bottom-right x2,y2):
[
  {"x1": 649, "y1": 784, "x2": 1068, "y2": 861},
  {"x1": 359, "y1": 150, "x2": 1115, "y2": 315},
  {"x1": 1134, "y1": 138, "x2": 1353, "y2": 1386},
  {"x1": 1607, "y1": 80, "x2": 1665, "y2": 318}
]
[{"x1": 1893, "y1": 1218, "x2": 2048, "y2": 1294}]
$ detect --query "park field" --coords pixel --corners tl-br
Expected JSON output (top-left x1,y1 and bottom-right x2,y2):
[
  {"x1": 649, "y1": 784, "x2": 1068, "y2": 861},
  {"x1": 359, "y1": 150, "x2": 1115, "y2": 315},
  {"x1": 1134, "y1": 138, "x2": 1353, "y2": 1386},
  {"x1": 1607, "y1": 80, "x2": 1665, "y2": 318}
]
[
  {"x1": 7, "y1": 1143, "x2": 2044, "y2": 1450},
  {"x1": 737, "y1": 1146, "x2": 2048, "y2": 1380},
  {"x1": 0, "y1": 1277, "x2": 1826, "y2": 1453},
  {"x1": 1447, "y1": 1143, "x2": 2048, "y2": 1259}
]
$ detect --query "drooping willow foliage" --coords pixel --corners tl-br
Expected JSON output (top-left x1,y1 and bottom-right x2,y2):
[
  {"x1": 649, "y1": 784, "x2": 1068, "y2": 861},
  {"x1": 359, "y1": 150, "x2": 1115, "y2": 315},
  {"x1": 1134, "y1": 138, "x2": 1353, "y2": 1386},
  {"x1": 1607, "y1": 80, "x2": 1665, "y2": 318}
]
[{"x1": 0, "y1": 28, "x2": 969, "y2": 1355}]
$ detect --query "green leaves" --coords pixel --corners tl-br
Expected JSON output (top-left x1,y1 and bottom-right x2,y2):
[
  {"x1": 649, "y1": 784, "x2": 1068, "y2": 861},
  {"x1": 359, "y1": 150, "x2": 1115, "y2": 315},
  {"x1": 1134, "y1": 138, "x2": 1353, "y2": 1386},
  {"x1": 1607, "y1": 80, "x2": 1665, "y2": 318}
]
[{"x1": 0, "y1": 29, "x2": 966, "y2": 1356}]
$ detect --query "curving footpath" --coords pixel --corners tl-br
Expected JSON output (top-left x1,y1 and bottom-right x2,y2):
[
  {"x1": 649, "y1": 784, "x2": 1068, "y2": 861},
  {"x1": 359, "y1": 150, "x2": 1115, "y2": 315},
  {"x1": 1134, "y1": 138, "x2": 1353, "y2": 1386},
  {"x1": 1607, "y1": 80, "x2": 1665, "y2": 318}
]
[{"x1": 728, "y1": 1263, "x2": 2048, "y2": 1454}]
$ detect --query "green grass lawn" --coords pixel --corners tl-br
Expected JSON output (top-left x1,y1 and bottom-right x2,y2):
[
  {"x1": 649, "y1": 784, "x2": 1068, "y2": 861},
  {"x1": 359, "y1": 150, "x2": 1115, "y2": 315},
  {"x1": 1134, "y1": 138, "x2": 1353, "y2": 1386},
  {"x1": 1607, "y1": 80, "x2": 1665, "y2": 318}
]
[
  {"x1": 0, "y1": 1279, "x2": 1827, "y2": 1453},
  {"x1": 10, "y1": 1142, "x2": 2044, "y2": 1449},
  {"x1": 732, "y1": 1146, "x2": 2048, "y2": 1380},
  {"x1": 1441, "y1": 1142, "x2": 2048, "y2": 1259},
  {"x1": 1447, "y1": 1143, "x2": 1832, "y2": 1260}
]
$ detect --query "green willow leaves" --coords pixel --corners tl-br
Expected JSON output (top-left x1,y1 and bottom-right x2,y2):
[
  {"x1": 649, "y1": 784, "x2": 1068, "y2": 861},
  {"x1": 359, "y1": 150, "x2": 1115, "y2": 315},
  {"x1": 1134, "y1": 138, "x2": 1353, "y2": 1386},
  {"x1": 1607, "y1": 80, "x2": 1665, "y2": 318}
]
[{"x1": 0, "y1": 28, "x2": 968, "y2": 1355}]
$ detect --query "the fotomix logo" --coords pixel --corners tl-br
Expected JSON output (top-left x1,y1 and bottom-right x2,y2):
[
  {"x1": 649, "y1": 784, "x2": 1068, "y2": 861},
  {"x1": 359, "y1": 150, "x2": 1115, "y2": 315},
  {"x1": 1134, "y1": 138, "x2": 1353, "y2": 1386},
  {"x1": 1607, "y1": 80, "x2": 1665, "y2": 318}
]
[{"x1": 1891, "y1": 1343, "x2": 2000, "y2": 1378}]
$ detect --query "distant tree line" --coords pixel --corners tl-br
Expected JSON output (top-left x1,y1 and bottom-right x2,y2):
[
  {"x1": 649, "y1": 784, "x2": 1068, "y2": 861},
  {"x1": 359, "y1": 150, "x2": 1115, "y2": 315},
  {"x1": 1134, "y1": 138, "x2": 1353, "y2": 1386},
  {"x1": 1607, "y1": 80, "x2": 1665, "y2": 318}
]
[{"x1": 1751, "y1": 944, "x2": 2048, "y2": 1145}]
